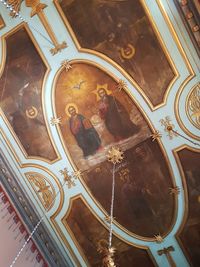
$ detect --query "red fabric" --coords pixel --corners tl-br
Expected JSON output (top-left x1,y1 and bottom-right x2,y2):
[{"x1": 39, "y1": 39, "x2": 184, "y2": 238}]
[
  {"x1": 99, "y1": 101, "x2": 108, "y2": 119},
  {"x1": 70, "y1": 116, "x2": 82, "y2": 134}
]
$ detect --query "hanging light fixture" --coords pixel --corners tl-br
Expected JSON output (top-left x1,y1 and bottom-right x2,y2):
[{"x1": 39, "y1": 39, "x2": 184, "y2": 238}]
[{"x1": 99, "y1": 146, "x2": 124, "y2": 267}]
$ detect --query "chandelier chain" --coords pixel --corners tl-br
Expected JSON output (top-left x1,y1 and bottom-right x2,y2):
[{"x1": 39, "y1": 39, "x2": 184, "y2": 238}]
[
  {"x1": 0, "y1": 0, "x2": 54, "y2": 46},
  {"x1": 108, "y1": 163, "x2": 116, "y2": 249},
  {"x1": 172, "y1": 129, "x2": 200, "y2": 147},
  {"x1": 9, "y1": 179, "x2": 67, "y2": 267}
]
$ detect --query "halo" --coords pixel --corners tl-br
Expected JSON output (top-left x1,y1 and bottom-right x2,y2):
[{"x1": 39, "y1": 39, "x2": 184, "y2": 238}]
[
  {"x1": 92, "y1": 83, "x2": 112, "y2": 101},
  {"x1": 25, "y1": 106, "x2": 38, "y2": 119},
  {"x1": 65, "y1": 103, "x2": 78, "y2": 117}
]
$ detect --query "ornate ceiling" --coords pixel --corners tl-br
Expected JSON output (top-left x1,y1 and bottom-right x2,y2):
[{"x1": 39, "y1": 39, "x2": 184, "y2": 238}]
[{"x1": 0, "y1": 0, "x2": 200, "y2": 267}]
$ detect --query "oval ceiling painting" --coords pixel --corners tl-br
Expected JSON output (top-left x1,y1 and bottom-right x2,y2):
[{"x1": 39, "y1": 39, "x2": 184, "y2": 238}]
[{"x1": 54, "y1": 62, "x2": 175, "y2": 238}]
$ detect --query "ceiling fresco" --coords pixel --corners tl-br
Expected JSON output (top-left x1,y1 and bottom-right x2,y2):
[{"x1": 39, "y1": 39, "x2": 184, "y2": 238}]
[
  {"x1": 57, "y1": 0, "x2": 175, "y2": 108},
  {"x1": 0, "y1": 26, "x2": 57, "y2": 161},
  {"x1": 0, "y1": 0, "x2": 200, "y2": 267}
]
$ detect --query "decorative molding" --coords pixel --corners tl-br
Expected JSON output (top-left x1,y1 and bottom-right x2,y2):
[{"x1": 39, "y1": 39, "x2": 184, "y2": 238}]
[
  {"x1": 7, "y1": 0, "x2": 22, "y2": 17},
  {"x1": 52, "y1": 59, "x2": 178, "y2": 242},
  {"x1": 160, "y1": 116, "x2": 177, "y2": 139},
  {"x1": 107, "y1": 147, "x2": 124, "y2": 164},
  {"x1": 0, "y1": 14, "x2": 5, "y2": 29},
  {"x1": 61, "y1": 60, "x2": 72, "y2": 72},
  {"x1": 53, "y1": 0, "x2": 179, "y2": 111},
  {"x1": 169, "y1": 186, "x2": 181, "y2": 195},
  {"x1": 4, "y1": 0, "x2": 67, "y2": 55},
  {"x1": 25, "y1": 0, "x2": 67, "y2": 55},
  {"x1": 60, "y1": 168, "x2": 76, "y2": 189},
  {"x1": 61, "y1": 195, "x2": 158, "y2": 267},
  {"x1": 0, "y1": 23, "x2": 60, "y2": 163},
  {"x1": 151, "y1": 130, "x2": 162, "y2": 141},
  {"x1": 116, "y1": 79, "x2": 128, "y2": 92},
  {"x1": 157, "y1": 246, "x2": 176, "y2": 267},
  {"x1": 186, "y1": 83, "x2": 200, "y2": 130},
  {"x1": 25, "y1": 0, "x2": 47, "y2": 17},
  {"x1": 0, "y1": 153, "x2": 72, "y2": 266},
  {"x1": 25, "y1": 172, "x2": 56, "y2": 210},
  {"x1": 173, "y1": 145, "x2": 200, "y2": 267},
  {"x1": 0, "y1": 184, "x2": 47, "y2": 266},
  {"x1": 50, "y1": 116, "x2": 62, "y2": 126},
  {"x1": 154, "y1": 234, "x2": 164, "y2": 243},
  {"x1": 71, "y1": 170, "x2": 82, "y2": 180},
  {"x1": 176, "y1": 0, "x2": 200, "y2": 52}
]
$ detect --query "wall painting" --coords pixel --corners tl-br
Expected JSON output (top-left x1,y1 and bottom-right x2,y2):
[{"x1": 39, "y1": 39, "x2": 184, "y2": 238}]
[
  {"x1": 175, "y1": 148, "x2": 200, "y2": 267},
  {"x1": 57, "y1": 0, "x2": 175, "y2": 107},
  {"x1": 63, "y1": 197, "x2": 156, "y2": 267},
  {"x1": 55, "y1": 62, "x2": 175, "y2": 238},
  {"x1": 0, "y1": 26, "x2": 57, "y2": 161}
]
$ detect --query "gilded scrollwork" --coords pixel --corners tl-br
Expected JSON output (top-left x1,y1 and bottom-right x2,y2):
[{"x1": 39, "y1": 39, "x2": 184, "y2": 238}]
[
  {"x1": 7, "y1": 0, "x2": 23, "y2": 17},
  {"x1": 160, "y1": 116, "x2": 177, "y2": 140},
  {"x1": 151, "y1": 130, "x2": 162, "y2": 142},
  {"x1": 61, "y1": 60, "x2": 72, "y2": 72},
  {"x1": 157, "y1": 246, "x2": 176, "y2": 267},
  {"x1": 25, "y1": 172, "x2": 55, "y2": 210},
  {"x1": 186, "y1": 83, "x2": 200, "y2": 130},
  {"x1": 4, "y1": 0, "x2": 67, "y2": 55},
  {"x1": 154, "y1": 234, "x2": 164, "y2": 244},
  {"x1": 60, "y1": 168, "x2": 76, "y2": 189},
  {"x1": 0, "y1": 14, "x2": 6, "y2": 29}
]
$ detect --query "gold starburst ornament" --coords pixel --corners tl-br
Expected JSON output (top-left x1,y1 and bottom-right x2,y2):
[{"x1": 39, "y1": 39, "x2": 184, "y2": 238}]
[
  {"x1": 72, "y1": 170, "x2": 82, "y2": 179},
  {"x1": 61, "y1": 60, "x2": 72, "y2": 72},
  {"x1": 102, "y1": 247, "x2": 116, "y2": 267},
  {"x1": 169, "y1": 186, "x2": 180, "y2": 195},
  {"x1": 151, "y1": 130, "x2": 162, "y2": 141},
  {"x1": 107, "y1": 147, "x2": 124, "y2": 164},
  {"x1": 154, "y1": 234, "x2": 164, "y2": 243},
  {"x1": 117, "y1": 79, "x2": 127, "y2": 92}
]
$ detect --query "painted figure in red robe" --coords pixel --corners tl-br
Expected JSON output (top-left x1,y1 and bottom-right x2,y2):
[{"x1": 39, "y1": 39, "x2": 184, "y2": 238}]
[{"x1": 97, "y1": 85, "x2": 139, "y2": 141}]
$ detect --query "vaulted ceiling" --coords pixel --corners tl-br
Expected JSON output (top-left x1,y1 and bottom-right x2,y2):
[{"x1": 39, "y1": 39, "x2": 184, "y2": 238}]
[{"x1": 0, "y1": 1, "x2": 200, "y2": 267}]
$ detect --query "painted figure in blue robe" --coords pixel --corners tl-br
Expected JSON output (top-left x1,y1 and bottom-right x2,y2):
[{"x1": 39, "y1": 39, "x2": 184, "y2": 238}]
[{"x1": 68, "y1": 105, "x2": 101, "y2": 157}]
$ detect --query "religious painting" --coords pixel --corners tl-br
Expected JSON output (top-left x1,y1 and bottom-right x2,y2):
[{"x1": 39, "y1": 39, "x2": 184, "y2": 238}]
[
  {"x1": 0, "y1": 26, "x2": 57, "y2": 161},
  {"x1": 0, "y1": 15, "x2": 5, "y2": 30},
  {"x1": 63, "y1": 197, "x2": 156, "y2": 267},
  {"x1": 57, "y1": 0, "x2": 175, "y2": 106},
  {"x1": 175, "y1": 148, "x2": 200, "y2": 267},
  {"x1": 55, "y1": 62, "x2": 175, "y2": 238}
]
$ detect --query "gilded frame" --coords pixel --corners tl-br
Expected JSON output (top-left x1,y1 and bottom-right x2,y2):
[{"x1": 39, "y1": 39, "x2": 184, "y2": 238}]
[
  {"x1": 173, "y1": 144, "x2": 200, "y2": 267},
  {"x1": 0, "y1": 14, "x2": 5, "y2": 30},
  {"x1": 51, "y1": 59, "x2": 178, "y2": 242},
  {"x1": 175, "y1": 82, "x2": 200, "y2": 141},
  {"x1": 53, "y1": 0, "x2": 179, "y2": 111},
  {"x1": 0, "y1": 23, "x2": 60, "y2": 164},
  {"x1": 61, "y1": 194, "x2": 158, "y2": 267}
]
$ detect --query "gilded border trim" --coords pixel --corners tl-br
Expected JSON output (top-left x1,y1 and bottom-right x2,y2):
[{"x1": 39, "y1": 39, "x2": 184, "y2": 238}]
[
  {"x1": 175, "y1": 81, "x2": 200, "y2": 140},
  {"x1": 21, "y1": 163, "x2": 64, "y2": 217},
  {"x1": 0, "y1": 15, "x2": 5, "y2": 30},
  {"x1": 61, "y1": 194, "x2": 158, "y2": 267},
  {"x1": 175, "y1": 82, "x2": 200, "y2": 141},
  {"x1": 185, "y1": 83, "x2": 200, "y2": 130},
  {"x1": 156, "y1": 0, "x2": 198, "y2": 141},
  {"x1": 52, "y1": 59, "x2": 178, "y2": 242},
  {"x1": 24, "y1": 171, "x2": 56, "y2": 211},
  {"x1": 156, "y1": 0, "x2": 195, "y2": 75},
  {"x1": 0, "y1": 23, "x2": 60, "y2": 164},
  {"x1": 53, "y1": 0, "x2": 179, "y2": 111},
  {"x1": 173, "y1": 145, "x2": 200, "y2": 267}
]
